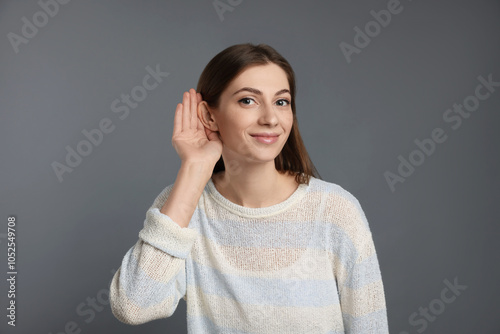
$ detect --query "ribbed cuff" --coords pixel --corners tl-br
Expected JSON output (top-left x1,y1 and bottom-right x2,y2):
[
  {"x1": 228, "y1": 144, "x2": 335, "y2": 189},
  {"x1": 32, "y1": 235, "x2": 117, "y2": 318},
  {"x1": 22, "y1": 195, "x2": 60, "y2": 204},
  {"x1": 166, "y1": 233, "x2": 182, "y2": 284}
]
[{"x1": 138, "y1": 207, "x2": 198, "y2": 259}]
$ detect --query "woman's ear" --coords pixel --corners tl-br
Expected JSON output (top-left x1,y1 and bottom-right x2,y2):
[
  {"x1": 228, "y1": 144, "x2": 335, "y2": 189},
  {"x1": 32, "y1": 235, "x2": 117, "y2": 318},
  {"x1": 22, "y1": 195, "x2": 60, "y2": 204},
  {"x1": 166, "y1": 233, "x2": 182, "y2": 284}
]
[{"x1": 198, "y1": 101, "x2": 219, "y2": 131}]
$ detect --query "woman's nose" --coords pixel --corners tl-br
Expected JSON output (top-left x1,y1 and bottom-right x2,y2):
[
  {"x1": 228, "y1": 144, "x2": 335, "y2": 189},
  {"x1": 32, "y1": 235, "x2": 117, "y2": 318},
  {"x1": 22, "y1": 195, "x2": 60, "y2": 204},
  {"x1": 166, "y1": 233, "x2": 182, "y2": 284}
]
[{"x1": 258, "y1": 103, "x2": 278, "y2": 125}]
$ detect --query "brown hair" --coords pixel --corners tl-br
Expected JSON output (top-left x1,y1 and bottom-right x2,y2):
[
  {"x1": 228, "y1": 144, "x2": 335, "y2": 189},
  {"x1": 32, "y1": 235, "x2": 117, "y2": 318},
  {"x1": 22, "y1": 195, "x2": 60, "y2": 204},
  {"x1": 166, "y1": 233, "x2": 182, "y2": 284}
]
[{"x1": 196, "y1": 43, "x2": 321, "y2": 185}]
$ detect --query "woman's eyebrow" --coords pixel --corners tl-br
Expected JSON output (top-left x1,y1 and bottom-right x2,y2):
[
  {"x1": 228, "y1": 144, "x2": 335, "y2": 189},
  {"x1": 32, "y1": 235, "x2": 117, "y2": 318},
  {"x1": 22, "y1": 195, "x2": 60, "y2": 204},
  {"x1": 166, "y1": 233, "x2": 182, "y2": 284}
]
[{"x1": 232, "y1": 87, "x2": 291, "y2": 96}]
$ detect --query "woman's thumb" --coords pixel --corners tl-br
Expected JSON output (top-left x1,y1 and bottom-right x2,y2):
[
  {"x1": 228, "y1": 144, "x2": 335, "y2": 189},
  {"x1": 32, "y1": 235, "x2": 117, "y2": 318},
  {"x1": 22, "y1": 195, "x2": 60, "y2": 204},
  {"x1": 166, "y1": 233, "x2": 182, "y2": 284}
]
[
  {"x1": 203, "y1": 126, "x2": 217, "y2": 140},
  {"x1": 206, "y1": 130, "x2": 221, "y2": 142}
]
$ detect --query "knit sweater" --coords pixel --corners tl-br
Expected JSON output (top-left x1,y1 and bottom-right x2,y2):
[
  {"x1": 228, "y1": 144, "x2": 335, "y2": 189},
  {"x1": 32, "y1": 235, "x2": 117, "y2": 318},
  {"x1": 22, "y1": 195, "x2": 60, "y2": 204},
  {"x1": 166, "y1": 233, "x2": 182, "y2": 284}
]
[{"x1": 109, "y1": 175, "x2": 389, "y2": 333}]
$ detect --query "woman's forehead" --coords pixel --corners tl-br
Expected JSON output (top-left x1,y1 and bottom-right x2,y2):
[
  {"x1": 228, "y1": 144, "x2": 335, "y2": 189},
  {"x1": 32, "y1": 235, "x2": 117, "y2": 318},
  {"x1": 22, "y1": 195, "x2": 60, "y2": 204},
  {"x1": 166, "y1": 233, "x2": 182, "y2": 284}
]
[{"x1": 226, "y1": 64, "x2": 290, "y2": 93}]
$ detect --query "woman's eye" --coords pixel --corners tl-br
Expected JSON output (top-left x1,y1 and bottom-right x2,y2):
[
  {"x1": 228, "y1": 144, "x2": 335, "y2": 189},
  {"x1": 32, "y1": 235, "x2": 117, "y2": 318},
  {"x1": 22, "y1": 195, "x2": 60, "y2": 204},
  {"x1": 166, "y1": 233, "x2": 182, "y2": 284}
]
[
  {"x1": 238, "y1": 98, "x2": 290, "y2": 107},
  {"x1": 239, "y1": 98, "x2": 255, "y2": 105},
  {"x1": 276, "y1": 99, "x2": 290, "y2": 107}
]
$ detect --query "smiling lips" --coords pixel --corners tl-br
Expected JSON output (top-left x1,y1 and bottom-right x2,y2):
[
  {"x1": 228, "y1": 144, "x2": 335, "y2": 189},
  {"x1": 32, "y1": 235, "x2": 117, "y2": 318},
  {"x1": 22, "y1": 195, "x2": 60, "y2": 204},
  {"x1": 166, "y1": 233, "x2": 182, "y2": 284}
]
[{"x1": 250, "y1": 133, "x2": 279, "y2": 144}]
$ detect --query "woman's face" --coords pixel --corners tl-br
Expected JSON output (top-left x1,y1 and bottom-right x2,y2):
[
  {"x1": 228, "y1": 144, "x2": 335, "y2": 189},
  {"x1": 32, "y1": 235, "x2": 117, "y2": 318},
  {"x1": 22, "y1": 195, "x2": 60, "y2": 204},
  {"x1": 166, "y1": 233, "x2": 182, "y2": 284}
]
[{"x1": 211, "y1": 63, "x2": 294, "y2": 165}]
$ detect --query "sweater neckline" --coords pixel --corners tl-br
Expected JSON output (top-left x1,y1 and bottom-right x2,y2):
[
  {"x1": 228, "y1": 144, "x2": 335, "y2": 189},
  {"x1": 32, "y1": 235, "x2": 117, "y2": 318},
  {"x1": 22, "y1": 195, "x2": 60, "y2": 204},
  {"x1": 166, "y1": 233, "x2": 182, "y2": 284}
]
[{"x1": 206, "y1": 176, "x2": 312, "y2": 218}]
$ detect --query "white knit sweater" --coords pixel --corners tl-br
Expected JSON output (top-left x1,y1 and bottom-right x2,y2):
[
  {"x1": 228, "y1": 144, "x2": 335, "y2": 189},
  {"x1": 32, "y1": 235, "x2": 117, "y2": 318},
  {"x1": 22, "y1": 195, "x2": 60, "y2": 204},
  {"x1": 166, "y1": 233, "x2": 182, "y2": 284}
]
[{"x1": 109, "y1": 176, "x2": 389, "y2": 333}]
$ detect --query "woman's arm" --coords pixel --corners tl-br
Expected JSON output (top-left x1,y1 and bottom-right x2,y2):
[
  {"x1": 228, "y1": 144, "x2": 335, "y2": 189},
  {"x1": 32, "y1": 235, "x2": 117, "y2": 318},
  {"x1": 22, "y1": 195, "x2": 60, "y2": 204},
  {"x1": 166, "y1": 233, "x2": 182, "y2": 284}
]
[
  {"x1": 334, "y1": 195, "x2": 389, "y2": 333},
  {"x1": 109, "y1": 87, "x2": 221, "y2": 324},
  {"x1": 109, "y1": 162, "x2": 211, "y2": 325}
]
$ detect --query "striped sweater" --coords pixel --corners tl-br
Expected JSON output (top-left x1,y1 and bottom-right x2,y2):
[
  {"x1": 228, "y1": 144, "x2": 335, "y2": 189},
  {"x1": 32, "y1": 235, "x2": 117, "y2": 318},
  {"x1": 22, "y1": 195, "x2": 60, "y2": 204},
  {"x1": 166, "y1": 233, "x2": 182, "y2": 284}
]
[{"x1": 109, "y1": 176, "x2": 389, "y2": 333}]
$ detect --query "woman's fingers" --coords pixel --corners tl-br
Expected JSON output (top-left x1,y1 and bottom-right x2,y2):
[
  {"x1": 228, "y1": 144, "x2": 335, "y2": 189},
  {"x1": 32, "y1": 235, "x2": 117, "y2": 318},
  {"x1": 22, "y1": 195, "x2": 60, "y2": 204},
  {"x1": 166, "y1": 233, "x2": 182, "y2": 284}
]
[
  {"x1": 182, "y1": 91, "x2": 190, "y2": 131},
  {"x1": 190, "y1": 89, "x2": 197, "y2": 129},
  {"x1": 196, "y1": 92, "x2": 203, "y2": 131},
  {"x1": 173, "y1": 103, "x2": 182, "y2": 137},
  {"x1": 177, "y1": 89, "x2": 202, "y2": 132}
]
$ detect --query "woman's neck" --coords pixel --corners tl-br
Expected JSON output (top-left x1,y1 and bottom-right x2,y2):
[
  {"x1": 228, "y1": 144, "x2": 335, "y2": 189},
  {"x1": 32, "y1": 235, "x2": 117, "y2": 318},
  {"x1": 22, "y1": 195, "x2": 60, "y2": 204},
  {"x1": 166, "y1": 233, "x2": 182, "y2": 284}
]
[{"x1": 212, "y1": 165, "x2": 298, "y2": 208}]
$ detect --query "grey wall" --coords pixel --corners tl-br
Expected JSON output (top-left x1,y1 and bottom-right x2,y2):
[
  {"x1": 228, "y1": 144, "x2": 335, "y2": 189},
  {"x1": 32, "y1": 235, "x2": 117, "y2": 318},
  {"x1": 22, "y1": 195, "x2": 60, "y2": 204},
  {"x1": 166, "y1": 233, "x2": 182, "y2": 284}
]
[{"x1": 1, "y1": 0, "x2": 499, "y2": 333}]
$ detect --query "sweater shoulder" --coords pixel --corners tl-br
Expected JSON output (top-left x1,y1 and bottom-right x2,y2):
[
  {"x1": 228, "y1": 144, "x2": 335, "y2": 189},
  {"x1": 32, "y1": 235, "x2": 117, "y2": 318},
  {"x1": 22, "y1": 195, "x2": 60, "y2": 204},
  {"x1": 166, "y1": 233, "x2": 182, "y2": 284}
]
[
  {"x1": 310, "y1": 177, "x2": 362, "y2": 207},
  {"x1": 149, "y1": 183, "x2": 176, "y2": 209},
  {"x1": 310, "y1": 177, "x2": 370, "y2": 231}
]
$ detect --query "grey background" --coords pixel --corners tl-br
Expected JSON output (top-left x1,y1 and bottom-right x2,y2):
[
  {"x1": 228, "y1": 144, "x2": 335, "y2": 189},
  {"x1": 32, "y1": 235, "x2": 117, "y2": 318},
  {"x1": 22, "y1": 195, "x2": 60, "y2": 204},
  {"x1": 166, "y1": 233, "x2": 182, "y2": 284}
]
[{"x1": 1, "y1": 0, "x2": 499, "y2": 333}]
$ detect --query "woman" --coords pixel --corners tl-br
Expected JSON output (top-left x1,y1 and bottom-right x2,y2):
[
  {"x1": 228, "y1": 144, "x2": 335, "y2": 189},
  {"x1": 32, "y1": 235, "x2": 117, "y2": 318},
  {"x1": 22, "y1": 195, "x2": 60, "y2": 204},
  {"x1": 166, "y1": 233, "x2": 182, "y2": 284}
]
[{"x1": 109, "y1": 43, "x2": 389, "y2": 333}]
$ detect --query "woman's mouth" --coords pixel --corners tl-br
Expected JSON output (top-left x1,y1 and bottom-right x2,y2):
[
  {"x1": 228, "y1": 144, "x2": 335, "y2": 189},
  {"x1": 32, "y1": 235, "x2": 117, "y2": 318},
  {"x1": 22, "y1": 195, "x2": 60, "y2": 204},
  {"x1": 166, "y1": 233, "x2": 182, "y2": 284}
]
[{"x1": 250, "y1": 134, "x2": 279, "y2": 144}]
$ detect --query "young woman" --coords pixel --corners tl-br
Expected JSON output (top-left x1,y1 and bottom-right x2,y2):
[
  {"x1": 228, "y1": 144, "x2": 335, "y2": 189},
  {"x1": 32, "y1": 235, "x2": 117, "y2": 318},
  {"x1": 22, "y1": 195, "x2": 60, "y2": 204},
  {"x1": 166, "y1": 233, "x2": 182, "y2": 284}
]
[{"x1": 109, "y1": 43, "x2": 389, "y2": 333}]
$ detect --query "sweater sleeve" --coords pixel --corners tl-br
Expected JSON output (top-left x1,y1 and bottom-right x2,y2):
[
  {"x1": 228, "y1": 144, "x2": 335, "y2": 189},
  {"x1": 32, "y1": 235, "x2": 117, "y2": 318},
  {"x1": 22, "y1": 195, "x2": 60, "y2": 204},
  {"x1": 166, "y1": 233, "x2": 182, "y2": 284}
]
[
  {"x1": 109, "y1": 184, "x2": 199, "y2": 325},
  {"x1": 334, "y1": 194, "x2": 389, "y2": 333}
]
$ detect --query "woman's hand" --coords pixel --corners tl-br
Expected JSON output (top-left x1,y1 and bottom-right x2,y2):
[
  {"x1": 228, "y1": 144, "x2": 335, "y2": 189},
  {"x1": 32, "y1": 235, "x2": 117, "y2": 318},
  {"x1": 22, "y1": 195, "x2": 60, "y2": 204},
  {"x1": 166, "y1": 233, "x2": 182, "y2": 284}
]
[{"x1": 171, "y1": 88, "x2": 223, "y2": 169}]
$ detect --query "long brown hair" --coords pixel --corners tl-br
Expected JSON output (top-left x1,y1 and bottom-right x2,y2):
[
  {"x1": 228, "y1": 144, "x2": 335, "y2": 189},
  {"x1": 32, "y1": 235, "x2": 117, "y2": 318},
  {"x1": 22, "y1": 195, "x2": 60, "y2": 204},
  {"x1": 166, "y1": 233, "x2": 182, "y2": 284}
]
[{"x1": 196, "y1": 43, "x2": 321, "y2": 185}]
